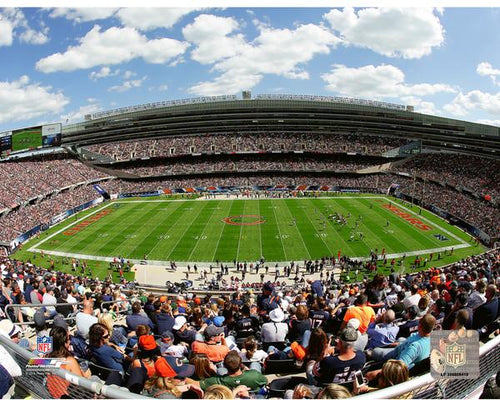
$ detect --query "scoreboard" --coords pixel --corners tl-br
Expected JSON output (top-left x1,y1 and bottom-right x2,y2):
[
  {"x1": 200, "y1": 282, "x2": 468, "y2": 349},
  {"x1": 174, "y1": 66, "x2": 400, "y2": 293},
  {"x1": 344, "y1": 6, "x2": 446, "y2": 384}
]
[{"x1": 0, "y1": 123, "x2": 61, "y2": 158}]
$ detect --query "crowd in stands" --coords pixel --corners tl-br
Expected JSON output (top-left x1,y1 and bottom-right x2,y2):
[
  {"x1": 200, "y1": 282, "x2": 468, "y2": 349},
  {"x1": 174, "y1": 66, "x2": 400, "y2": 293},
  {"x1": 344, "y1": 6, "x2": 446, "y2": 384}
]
[
  {"x1": 115, "y1": 157, "x2": 382, "y2": 178},
  {"x1": 0, "y1": 184, "x2": 106, "y2": 241},
  {"x1": 392, "y1": 153, "x2": 500, "y2": 201},
  {"x1": 0, "y1": 248, "x2": 498, "y2": 398},
  {"x1": 0, "y1": 155, "x2": 108, "y2": 209},
  {"x1": 84, "y1": 133, "x2": 409, "y2": 161}
]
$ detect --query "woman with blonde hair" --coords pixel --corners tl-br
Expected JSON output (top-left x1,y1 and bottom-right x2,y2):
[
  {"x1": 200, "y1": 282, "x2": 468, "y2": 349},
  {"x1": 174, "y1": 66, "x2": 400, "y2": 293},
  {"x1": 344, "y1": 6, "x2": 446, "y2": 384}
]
[
  {"x1": 316, "y1": 383, "x2": 352, "y2": 398},
  {"x1": 204, "y1": 384, "x2": 233, "y2": 399},
  {"x1": 98, "y1": 312, "x2": 128, "y2": 347},
  {"x1": 354, "y1": 359, "x2": 410, "y2": 395}
]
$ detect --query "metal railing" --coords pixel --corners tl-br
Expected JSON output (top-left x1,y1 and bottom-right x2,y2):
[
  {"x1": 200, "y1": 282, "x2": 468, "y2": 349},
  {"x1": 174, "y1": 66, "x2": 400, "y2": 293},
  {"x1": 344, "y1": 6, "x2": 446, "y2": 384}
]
[
  {"x1": 352, "y1": 334, "x2": 500, "y2": 399},
  {"x1": 0, "y1": 334, "x2": 149, "y2": 399}
]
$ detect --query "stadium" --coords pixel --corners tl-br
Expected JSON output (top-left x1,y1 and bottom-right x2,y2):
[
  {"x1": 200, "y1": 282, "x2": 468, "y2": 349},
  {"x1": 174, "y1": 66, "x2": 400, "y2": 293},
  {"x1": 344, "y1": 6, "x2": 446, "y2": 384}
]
[{"x1": 0, "y1": 93, "x2": 499, "y2": 399}]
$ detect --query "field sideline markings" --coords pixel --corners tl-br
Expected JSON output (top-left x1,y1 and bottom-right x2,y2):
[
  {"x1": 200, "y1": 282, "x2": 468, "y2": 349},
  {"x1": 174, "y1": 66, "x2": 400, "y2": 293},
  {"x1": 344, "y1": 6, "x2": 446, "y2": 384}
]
[
  {"x1": 32, "y1": 242, "x2": 471, "y2": 266},
  {"x1": 235, "y1": 201, "x2": 248, "y2": 262},
  {"x1": 386, "y1": 199, "x2": 468, "y2": 245},
  {"x1": 210, "y1": 200, "x2": 234, "y2": 262},
  {"x1": 286, "y1": 200, "x2": 328, "y2": 257},
  {"x1": 29, "y1": 202, "x2": 114, "y2": 252}
]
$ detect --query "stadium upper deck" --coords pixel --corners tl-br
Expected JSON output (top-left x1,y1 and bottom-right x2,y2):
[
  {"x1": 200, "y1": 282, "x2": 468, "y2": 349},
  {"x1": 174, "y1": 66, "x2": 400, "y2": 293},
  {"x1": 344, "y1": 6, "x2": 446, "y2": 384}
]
[{"x1": 62, "y1": 94, "x2": 500, "y2": 158}]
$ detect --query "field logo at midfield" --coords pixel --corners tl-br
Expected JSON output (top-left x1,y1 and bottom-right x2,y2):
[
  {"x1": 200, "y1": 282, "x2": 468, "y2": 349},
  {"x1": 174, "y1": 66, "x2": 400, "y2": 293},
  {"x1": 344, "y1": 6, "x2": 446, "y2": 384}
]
[
  {"x1": 63, "y1": 208, "x2": 114, "y2": 236},
  {"x1": 222, "y1": 215, "x2": 266, "y2": 226},
  {"x1": 382, "y1": 204, "x2": 432, "y2": 231}
]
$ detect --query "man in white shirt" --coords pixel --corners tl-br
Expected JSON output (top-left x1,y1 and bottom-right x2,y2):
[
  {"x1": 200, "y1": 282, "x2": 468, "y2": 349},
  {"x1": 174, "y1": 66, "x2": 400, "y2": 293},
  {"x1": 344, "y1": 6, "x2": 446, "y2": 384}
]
[
  {"x1": 468, "y1": 280, "x2": 487, "y2": 310},
  {"x1": 42, "y1": 285, "x2": 57, "y2": 318},
  {"x1": 76, "y1": 299, "x2": 98, "y2": 339},
  {"x1": 260, "y1": 308, "x2": 288, "y2": 346},
  {"x1": 403, "y1": 285, "x2": 421, "y2": 309}
]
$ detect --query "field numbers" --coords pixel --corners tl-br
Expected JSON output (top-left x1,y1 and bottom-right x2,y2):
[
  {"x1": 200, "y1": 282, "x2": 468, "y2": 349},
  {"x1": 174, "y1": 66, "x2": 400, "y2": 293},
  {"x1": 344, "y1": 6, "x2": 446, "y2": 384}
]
[
  {"x1": 158, "y1": 234, "x2": 170, "y2": 240},
  {"x1": 315, "y1": 233, "x2": 328, "y2": 238},
  {"x1": 275, "y1": 234, "x2": 289, "y2": 240},
  {"x1": 193, "y1": 235, "x2": 207, "y2": 240},
  {"x1": 125, "y1": 234, "x2": 137, "y2": 239},
  {"x1": 98, "y1": 233, "x2": 109, "y2": 238}
]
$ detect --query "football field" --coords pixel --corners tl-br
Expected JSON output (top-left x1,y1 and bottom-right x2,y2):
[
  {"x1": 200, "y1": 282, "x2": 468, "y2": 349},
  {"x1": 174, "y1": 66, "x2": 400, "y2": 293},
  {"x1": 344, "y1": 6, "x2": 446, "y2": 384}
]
[{"x1": 30, "y1": 196, "x2": 472, "y2": 264}]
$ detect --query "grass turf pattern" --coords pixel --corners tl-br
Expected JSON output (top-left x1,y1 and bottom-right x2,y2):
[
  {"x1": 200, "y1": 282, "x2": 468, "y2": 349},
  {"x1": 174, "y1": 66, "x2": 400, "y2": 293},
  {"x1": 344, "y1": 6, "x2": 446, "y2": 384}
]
[{"x1": 32, "y1": 196, "x2": 471, "y2": 263}]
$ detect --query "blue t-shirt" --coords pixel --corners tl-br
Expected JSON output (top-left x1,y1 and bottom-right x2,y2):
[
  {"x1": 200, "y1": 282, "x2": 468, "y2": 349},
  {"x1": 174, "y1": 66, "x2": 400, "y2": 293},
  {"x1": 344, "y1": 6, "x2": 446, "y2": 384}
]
[
  {"x1": 90, "y1": 345, "x2": 124, "y2": 372},
  {"x1": 316, "y1": 351, "x2": 366, "y2": 384}
]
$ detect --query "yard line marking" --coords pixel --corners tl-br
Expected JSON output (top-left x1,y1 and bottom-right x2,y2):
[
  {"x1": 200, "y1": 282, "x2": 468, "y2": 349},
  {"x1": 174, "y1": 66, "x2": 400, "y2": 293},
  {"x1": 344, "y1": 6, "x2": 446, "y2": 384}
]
[
  {"x1": 210, "y1": 200, "x2": 234, "y2": 262},
  {"x1": 280, "y1": 200, "x2": 312, "y2": 259},
  {"x1": 187, "y1": 202, "x2": 220, "y2": 261},
  {"x1": 270, "y1": 200, "x2": 288, "y2": 260},
  {"x1": 235, "y1": 201, "x2": 247, "y2": 262}
]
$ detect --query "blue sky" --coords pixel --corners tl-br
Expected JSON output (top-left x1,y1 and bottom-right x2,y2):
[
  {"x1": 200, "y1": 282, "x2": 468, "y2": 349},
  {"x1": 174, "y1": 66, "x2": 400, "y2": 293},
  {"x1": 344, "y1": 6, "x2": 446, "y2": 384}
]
[{"x1": 1, "y1": 7, "x2": 500, "y2": 132}]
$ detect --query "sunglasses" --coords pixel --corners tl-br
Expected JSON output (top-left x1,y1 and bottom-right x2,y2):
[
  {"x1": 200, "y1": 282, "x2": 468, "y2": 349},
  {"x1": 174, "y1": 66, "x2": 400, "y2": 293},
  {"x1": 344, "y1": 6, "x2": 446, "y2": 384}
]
[{"x1": 102, "y1": 333, "x2": 110, "y2": 339}]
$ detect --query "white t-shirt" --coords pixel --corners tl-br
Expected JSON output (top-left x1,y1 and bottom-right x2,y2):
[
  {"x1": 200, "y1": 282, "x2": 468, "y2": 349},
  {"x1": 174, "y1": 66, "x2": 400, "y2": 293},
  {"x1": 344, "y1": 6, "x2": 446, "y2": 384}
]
[
  {"x1": 240, "y1": 349, "x2": 268, "y2": 363},
  {"x1": 260, "y1": 321, "x2": 288, "y2": 343},
  {"x1": 76, "y1": 312, "x2": 98, "y2": 339}
]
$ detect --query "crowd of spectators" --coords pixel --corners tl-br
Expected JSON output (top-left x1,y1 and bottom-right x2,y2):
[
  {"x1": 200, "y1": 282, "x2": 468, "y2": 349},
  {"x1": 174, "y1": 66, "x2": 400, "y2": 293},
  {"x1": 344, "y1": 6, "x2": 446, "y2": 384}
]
[
  {"x1": 0, "y1": 184, "x2": 107, "y2": 241},
  {"x1": 390, "y1": 174, "x2": 499, "y2": 238},
  {"x1": 114, "y1": 157, "x2": 382, "y2": 178},
  {"x1": 0, "y1": 154, "x2": 108, "y2": 209},
  {"x1": 84, "y1": 132, "x2": 409, "y2": 161},
  {"x1": 392, "y1": 153, "x2": 500, "y2": 201},
  {"x1": 0, "y1": 248, "x2": 498, "y2": 398}
]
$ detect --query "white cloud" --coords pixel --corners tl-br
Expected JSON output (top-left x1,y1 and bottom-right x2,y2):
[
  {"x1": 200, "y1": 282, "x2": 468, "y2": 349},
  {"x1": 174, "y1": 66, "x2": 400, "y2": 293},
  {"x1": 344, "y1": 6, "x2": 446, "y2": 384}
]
[
  {"x1": 89, "y1": 66, "x2": 119, "y2": 80},
  {"x1": 323, "y1": 7, "x2": 444, "y2": 59},
  {"x1": 321, "y1": 64, "x2": 456, "y2": 99},
  {"x1": 476, "y1": 119, "x2": 500, "y2": 127},
  {"x1": 0, "y1": 76, "x2": 69, "y2": 125},
  {"x1": 477, "y1": 62, "x2": 500, "y2": 86},
  {"x1": 116, "y1": 8, "x2": 199, "y2": 31},
  {"x1": 108, "y1": 76, "x2": 146, "y2": 92},
  {"x1": 187, "y1": 19, "x2": 339, "y2": 96},
  {"x1": 49, "y1": 8, "x2": 118, "y2": 23},
  {"x1": 149, "y1": 84, "x2": 169, "y2": 92},
  {"x1": 19, "y1": 26, "x2": 49, "y2": 44},
  {"x1": 0, "y1": 8, "x2": 48, "y2": 47},
  {"x1": 123, "y1": 70, "x2": 136, "y2": 80},
  {"x1": 60, "y1": 102, "x2": 103, "y2": 124},
  {"x1": 400, "y1": 96, "x2": 437, "y2": 115},
  {"x1": 183, "y1": 14, "x2": 247, "y2": 64},
  {"x1": 36, "y1": 25, "x2": 190, "y2": 73},
  {"x1": 443, "y1": 90, "x2": 500, "y2": 117},
  {"x1": 0, "y1": 16, "x2": 14, "y2": 46}
]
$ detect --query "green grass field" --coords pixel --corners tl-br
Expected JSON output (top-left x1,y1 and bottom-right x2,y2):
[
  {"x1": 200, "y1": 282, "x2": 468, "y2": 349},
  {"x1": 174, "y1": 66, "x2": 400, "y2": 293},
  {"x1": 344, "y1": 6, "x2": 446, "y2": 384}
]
[
  {"x1": 27, "y1": 195, "x2": 477, "y2": 264},
  {"x1": 11, "y1": 128, "x2": 42, "y2": 151}
]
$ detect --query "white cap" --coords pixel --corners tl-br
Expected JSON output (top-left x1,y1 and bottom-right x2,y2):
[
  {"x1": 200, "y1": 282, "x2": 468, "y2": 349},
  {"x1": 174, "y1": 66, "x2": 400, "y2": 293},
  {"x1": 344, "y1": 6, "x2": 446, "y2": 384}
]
[
  {"x1": 346, "y1": 318, "x2": 361, "y2": 331},
  {"x1": 173, "y1": 316, "x2": 187, "y2": 330},
  {"x1": 0, "y1": 319, "x2": 22, "y2": 338}
]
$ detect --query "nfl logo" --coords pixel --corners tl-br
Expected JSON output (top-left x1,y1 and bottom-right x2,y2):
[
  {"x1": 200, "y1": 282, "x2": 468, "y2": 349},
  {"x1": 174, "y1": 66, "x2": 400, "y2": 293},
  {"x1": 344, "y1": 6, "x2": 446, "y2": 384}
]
[
  {"x1": 445, "y1": 343, "x2": 466, "y2": 368},
  {"x1": 37, "y1": 336, "x2": 53, "y2": 355}
]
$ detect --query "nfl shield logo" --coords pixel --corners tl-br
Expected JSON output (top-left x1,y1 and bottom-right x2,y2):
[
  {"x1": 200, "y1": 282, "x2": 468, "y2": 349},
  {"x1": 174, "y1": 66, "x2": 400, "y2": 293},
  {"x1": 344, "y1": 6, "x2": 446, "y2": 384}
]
[
  {"x1": 445, "y1": 343, "x2": 466, "y2": 368},
  {"x1": 37, "y1": 336, "x2": 53, "y2": 355}
]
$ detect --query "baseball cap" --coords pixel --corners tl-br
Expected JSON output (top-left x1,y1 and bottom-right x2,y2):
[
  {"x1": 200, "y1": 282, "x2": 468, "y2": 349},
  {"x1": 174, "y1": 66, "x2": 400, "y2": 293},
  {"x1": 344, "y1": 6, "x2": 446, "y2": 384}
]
[
  {"x1": 339, "y1": 327, "x2": 358, "y2": 343},
  {"x1": 0, "y1": 319, "x2": 21, "y2": 338},
  {"x1": 34, "y1": 309, "x2": 46, "y2": 329},
  {"x1": 139, "y1": 335, "x2": 158, "y2": 351},
  {"x1": 213, "y1": 316, "x2": 225, "y2": 327},
  {"x1": 172, "y1": 316, "x2": 187, "y2": 330},
  {"x1": 155, "y1": 356, "x2": 195, "y2": 378},
  {"x1": 161, "y1": 331, "x2": 174, "y2": 341},
  {"x1": 52, "y1": 314, "x2": 68, "y2": 331},
  {"x1": 263, "y1": 282, "x2": 274, "y2": 292},
  {"x1": 205, "y1": 325, "x2": 224, "y2": 338},
  {"x1": 346, "y1": 318, "x2": 361, "y2": 331}
]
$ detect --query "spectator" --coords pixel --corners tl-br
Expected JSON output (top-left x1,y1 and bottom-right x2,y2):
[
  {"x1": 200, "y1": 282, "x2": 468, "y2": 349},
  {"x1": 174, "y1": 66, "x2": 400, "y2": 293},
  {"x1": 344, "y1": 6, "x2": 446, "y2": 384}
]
[
  {"x1": 371, "y1": 314, "x2": 436, "y2": 370},
  {"x1": 366, "y1": 310, "x2": 399, "y2": 349},
  {"x1": 356, "y1": 359, "x2": 410, "y2": 394},
  {"x1": 191, "y1": 324, "x2": 231, "y2": 363},
  {"x1": 126, "y1": 301, "x2": 155, "y2": 332},
  {"x1": 76, "y1": 299, "x2": 98, "y2": 339},
  {"x1": 313, "y1": 327, "x2": 366, "y2": 385},
  {"x1": 472, "y1": 284, "x2": 498, "y2": 329},
  {"x1": 340, "y1": 295, "x2": 375, "y2": 334},
  {"x1": 261, "y1": 307, "x2": 288, "y2": 346},
  {"x1": 189, "y1": 353, "x2": 217, "y2": 381},
  {"x1": 88, "y1": 322, "x2": 130, "y2": 373},
  {"x1": 195, "y1": 350, "x2": 267, "y2": 391}
]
